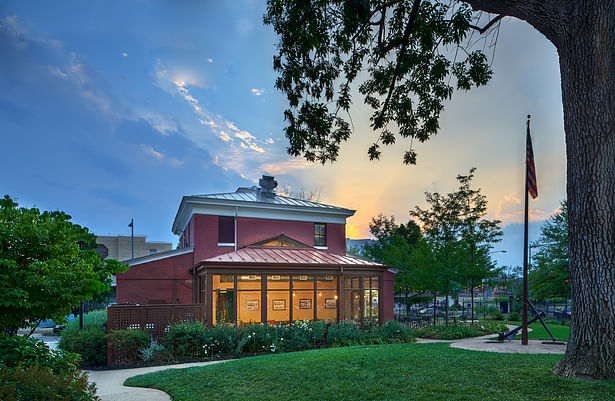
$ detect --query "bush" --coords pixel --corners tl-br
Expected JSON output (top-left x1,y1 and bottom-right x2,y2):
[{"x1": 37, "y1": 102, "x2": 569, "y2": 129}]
[
  {"x1": 416, "y1": 322, "x2": 508, "y2": 340},
  {"x1": 140, "y1": 340, "x2": 172, "y2": 364},
  {"x1": 108, "y1": 330, "x2": 151, "y2": 365},
  {"x1": 161, "y1": 322, "x2": 208, "y2": 359},
  {"x1": 239, "y1": 324, "x2": 276, "y2": 354},
  {"x1": 62, "y1": 310, "x2": 107, "y2": 334},
  {"x1": 327, "y1": 321, "x2": 365, "y2": 346},
  {"x1": 0, "y1": 335, "x2": 79, "y2": 372},
  {"x1": 272, "y1": 320, "x2": 323, "y2": 352},
  {"x1": 58, "y1": 328, "x2": 107, "y2": 366},
  {"x1": 0, "y1": 363, "x2": 98, "y2": 401},
  {"x1": 377, "y1": 320, "x2": 416, "y2": 343},
  {"x1": 507, "y1": 311, "x2": 520, "y2": 321}
]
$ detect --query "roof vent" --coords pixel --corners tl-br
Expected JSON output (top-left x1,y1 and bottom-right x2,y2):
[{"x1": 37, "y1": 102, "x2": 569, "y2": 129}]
[{"x1": 258, "y1": 175, "x2": 277, "y2": 198}]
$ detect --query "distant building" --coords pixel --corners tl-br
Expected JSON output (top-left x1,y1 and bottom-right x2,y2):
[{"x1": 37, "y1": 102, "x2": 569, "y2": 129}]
[{"x1": 96, "y1": 235, "x2": 172, "y2": 262}]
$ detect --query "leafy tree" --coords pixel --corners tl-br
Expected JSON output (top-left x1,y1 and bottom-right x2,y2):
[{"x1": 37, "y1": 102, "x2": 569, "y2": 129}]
[
  {"x1": 529, "y1": 201, "x2": 569, "y2": 301},
  {"x1": 0, "y1": 195, "x2": 127, "y2": 336},
  {"x1": 362, "y1": 215, "x2": 423, "y2": 316},
  {"x1": 264, "y1": 0, "x2": 615, "y2": 379},
  {"x1": 455, "y1": 170, "x2": 503, "y2": 321},
  {"x1": 410, "y1": 168, "x2": 500, "y2": 325}
]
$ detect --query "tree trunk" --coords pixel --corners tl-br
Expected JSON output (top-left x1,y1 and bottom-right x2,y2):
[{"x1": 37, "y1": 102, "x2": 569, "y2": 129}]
[
  {"x1": 471, "y1": 283, "x2": 475, "y2": 322},
  {"x1": 445, "y1": 281, "x2": 449, "y2": 326},
  {"x1": 466, "y1": 0, "x2": 615, "y2": 381},
  {"x1": 551, "y1": 7, "x2": 615, "y2": 379}
]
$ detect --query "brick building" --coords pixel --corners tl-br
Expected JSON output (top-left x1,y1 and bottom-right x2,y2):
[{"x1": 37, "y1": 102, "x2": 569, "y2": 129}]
[{"x1": 116, "y1": 175, "x2": 394, "y2": 326}]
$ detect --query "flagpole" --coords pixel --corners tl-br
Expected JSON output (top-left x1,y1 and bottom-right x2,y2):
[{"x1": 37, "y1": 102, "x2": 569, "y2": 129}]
[{"x1": 522, "y1": 115, "x2": 531, "y2": 345}]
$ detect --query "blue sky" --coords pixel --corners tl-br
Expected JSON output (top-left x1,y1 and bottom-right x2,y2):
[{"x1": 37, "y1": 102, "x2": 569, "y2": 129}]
[{"x1": 0, "y1": 1, "x2": 566, "y2": 269}]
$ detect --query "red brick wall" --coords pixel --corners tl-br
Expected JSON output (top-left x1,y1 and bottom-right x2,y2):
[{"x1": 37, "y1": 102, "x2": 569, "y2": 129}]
[
  {"x1": 382, "y1": 270, "x2": 395, "y2": 321},
  {"x1": 190, "y1": 214, "x2": 347, "y2": 262},
  {"x1": 116, "y1": 251, "x2": 195, "y2": 304},
  {"x1": 237, "y1": 217, "x2": 346, "y2": 254}
]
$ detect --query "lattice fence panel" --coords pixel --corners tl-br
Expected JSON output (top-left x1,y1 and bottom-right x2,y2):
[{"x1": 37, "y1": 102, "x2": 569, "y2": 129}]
[{"x1": 107, "y1": 304, "x2": 206, "y2": 366}]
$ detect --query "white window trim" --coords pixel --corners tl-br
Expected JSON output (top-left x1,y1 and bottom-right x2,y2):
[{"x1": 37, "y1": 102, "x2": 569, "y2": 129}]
[
  {"x1": 314, "y1": 246, "x2": 328, "y2": 250},
  {"x1": 218, "y1": 242, "x2": 236, "y2": 247}
]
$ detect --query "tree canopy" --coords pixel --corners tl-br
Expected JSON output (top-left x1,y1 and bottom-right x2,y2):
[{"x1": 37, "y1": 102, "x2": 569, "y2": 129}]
[
  {"x1": 265, "y1": 0, "x2": 615, "y2": 379},
  {"x1": 0, "y1": 195, "x2": 127, "y2": 335}
]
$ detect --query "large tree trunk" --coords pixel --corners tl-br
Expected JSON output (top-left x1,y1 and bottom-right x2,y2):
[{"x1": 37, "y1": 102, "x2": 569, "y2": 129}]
[
  {"x1": 551, "y1": 5, "x2": 615, "y2": 380},
  {"x1": 466, "y1": 1, "x2": 615, "y2": 379}
]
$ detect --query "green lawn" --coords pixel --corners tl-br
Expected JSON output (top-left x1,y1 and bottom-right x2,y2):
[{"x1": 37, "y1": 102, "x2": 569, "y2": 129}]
[
  {"x1": 505, "y1": 321, "x2": 570, "y2": 341},
  {"x1": 125, "y1": 343, "x2": 613, "y2": 401}
]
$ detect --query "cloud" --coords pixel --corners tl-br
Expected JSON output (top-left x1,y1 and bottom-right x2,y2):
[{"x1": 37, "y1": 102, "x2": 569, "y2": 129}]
[
  {"x1": 251, "y1": 88, "x2": 264, "y2": 96},
  {"x1": 139, "y1": 113, "x2": 179, "y2": 135},
  {"x1": 122, "y1": 52, "x2": 128, "y2": 57},
  {"x1": 258, "y1": 159, "x2": 311, "y2": 176},
  {"x1": 141, "y1": 144, "x2": 186, "y2": 167},
  {"x1": 207, "y1": 58, "x2": 213, "y2": 63},
  {"x1": 141, "y1": 144, "x2": 164, "y2": 159},
  {"x1": 495, "y1": 194, "x2": 552, "y2": 224}
]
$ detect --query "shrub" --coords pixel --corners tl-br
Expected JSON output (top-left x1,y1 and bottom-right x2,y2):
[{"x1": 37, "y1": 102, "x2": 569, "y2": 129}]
[
  {"x1": 161, "y1": 322, "x2": 208, "y2": 359},
  {"x1": 507, "y1": 311, "x2": 520, "y2": 321},
  {"x1": 58, "y1": 328, "x2": 107, "y2": 366},
  {"x1": 108, "y1": 330, "x2": 151, "y2": 365},
  {"x1": 489, "y1": 311, "x2": 505, "y2": 321},
  {"x1": 327, "y1": 321, "x2": 365, "y2": 346},
  {"x1": 239, "y1": 324, "x2": 276, "y2": 354},
  {"x1": 0, "y1": 335, "x2": 79, "y2": 373},
  {"x1": 0, "y1": 363, "x2": 98, "y2": 401},
  {"x1": 208, "y1": 324, "x2": 248, "y2": 355},
  {"x1": 140, "y1": 340, "x2": 172, "y2": 363},
  {"x1": 377, "y1": 320, "x2": 416, "y2": 343},
  {"x1": 272, "y1": 320, "x2": 319, "y2": 352},
  {"x1": 416, "y1": 322, "x2": 507, "y2": 340},
  {"x1": 62, "y1": 310, "x2": 107, "y2": 334}
]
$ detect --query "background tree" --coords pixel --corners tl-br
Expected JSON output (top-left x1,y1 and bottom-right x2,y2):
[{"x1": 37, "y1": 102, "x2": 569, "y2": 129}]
[
  {"x1": 0, "y1": 195, "x2": 127, "y2": 336},
  {"x1": 362, "y1": 215, "x2": 422, "y2": 316},
  {"x1": 456, "y1": 169, "x2": 503, "y2": 321},
  {"x1": 410, "y1": 169, "x2": 500, "y2": 325},
  {"x1": 529, "y1": 201, "x2": 569, "y2": 301},
  {"x1": 264, "y1": 0, "x2": 615, "y2": 379}
]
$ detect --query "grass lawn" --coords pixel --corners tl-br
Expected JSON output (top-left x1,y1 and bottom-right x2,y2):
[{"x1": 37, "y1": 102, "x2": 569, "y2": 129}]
[
  {"x1": 505, "y1": 321, "x2": 570, "y2": 341},
  {"x1": 125, "y1": 343, "x2": 614, "y2": 400}
]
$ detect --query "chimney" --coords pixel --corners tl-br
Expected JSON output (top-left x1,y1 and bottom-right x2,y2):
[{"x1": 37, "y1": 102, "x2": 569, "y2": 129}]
[{"x1": 258, "y1": 175, "x2": 277, "y2": 198}]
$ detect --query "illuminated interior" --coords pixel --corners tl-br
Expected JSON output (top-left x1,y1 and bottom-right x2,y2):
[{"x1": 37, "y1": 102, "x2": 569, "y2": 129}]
[{"x1": 210, "y1": 273, "x2": 380, "y2": 326}]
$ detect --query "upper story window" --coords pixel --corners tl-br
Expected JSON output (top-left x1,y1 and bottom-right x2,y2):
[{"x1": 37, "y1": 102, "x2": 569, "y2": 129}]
[
  {"x1": 218, "y1": 216, "x2": 235, "y2": 245},
  {"x1": 314, "y1": 223, "x2": 327, "y2": 247}
]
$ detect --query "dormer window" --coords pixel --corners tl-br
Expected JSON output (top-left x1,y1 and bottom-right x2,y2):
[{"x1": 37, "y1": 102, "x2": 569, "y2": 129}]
[
  {"x1": 218, "y1": 216, "x2": 235, "y2": 246},
  {"x1": 314, "y1": 223, "x2": 327, "y2": 247}
]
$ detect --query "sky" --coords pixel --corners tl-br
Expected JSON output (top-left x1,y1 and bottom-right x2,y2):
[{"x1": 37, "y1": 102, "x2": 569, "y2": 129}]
[{"x1": 0, "y1": 1, "x2": 566, "y2": 269}]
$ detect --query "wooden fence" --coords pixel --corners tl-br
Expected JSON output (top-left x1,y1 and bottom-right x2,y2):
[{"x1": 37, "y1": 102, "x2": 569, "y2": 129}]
[{"x1": 107, "y1": 303, "x2": 206, "y2": 366}]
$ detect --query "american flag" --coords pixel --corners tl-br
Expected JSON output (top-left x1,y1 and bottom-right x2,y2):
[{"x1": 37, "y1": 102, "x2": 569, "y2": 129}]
[{"x1": 526, "y1": 120, "x2": 538, "y2": 199}]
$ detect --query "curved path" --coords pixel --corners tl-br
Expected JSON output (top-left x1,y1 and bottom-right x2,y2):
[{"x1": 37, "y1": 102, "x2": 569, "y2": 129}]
[
  {"x1": 416, "y1": 325, "x2": 567, "y2": 354},
  {"x1": 87, "y1": 360, "x2": 229, "y2": 401}
]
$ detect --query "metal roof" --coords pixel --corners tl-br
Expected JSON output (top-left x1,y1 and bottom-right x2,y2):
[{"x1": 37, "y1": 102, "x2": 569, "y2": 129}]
[
  {"x1": 200, "y1": 247, "x2": 386, "y2": 268},
  {"x1": 191, "y1": 187, "x2": 353, "y2": 212}
]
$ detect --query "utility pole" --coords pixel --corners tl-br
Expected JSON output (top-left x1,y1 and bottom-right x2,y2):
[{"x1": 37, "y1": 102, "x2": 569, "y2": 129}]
[{"x1": 128, "y1": 218, "x2": 134, "y2": 259}]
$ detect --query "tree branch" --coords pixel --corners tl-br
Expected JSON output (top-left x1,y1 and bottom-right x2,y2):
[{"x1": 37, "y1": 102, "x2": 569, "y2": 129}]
[
  {"x1": 376, "y1": 0, "x2": 423, "y2": 128},
  {"x1": 467, "y1": 14, "x2": 504, "y2": 34}
]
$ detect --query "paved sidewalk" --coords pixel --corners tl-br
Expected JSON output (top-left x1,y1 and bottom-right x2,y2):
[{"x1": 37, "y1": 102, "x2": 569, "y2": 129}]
[
  {"x1": 87, "y1": 360, "x2": 230, "y2": 401},
  {"x1": 416, "y1": 325, "x2": 567, "y2": 354}
]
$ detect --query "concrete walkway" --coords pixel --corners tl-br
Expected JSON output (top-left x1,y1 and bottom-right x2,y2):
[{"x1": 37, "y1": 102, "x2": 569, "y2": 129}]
[
  {"x1": 416, "y1": 325, "x2": 567, "y2": 354},
  {"x1": 87, "y1": 360, "x2": 230, "y2": 401}
]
